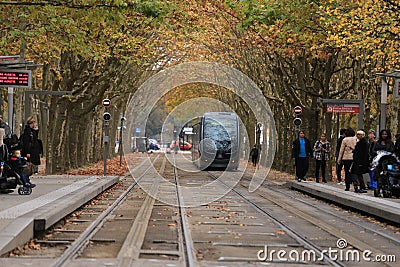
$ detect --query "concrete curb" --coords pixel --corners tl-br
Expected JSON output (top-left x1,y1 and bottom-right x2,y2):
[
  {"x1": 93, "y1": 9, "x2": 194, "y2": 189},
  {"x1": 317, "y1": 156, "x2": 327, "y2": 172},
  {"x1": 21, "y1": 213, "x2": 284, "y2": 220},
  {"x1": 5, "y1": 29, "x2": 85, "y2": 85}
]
[
  {"x1": 0, "y1": 176, "x2": 120, "y2": 256},
  {"x1": 288, "y1": 181, "x2": 400, "y2": 225}
]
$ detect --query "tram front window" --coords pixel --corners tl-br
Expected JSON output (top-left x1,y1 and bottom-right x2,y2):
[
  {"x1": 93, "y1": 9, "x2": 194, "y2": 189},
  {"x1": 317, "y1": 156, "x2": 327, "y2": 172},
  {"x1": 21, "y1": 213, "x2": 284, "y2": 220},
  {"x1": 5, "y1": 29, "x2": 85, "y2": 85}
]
[{"x1": 204, "y1": 118, "x2": 236, "y2": 151}]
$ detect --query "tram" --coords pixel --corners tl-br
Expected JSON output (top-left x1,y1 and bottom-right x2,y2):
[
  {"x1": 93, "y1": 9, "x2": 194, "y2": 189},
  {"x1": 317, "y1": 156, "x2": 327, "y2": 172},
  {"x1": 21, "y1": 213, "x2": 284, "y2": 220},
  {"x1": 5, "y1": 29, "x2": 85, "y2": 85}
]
[{"x1": 192, "y1": 112, "x2": 240, "y2": 170}]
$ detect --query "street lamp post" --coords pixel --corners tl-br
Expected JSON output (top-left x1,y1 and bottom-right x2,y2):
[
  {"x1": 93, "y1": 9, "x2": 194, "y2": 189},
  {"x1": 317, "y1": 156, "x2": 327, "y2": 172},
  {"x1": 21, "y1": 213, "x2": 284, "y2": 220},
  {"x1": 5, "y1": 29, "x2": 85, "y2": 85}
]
[{"x1": 376, "y1": 70, "x2": 400, "y2": 131}]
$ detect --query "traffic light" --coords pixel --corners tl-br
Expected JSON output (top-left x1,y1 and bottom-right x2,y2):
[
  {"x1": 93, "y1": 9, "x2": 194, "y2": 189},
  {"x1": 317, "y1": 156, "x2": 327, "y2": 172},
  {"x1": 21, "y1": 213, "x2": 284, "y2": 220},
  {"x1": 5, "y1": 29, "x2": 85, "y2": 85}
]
[
  {"x1": 103, "y1": 112, "x2": 111, "y2": 121},
  {"x1": 293, "y1": 118, "x2": 302, "y2": 126}
]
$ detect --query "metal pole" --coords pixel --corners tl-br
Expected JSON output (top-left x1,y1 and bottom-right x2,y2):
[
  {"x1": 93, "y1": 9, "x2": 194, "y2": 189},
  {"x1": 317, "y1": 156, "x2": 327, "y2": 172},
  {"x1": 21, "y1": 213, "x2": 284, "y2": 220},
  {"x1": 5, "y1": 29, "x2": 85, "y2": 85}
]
[
  {"x1": 7, "y1": 87, "x2": 13, "y2": 133},
  {"x1": 24, "y1": 90, "x2": 29, "y2": 123},
  {"x1": 380, "y1": 78, "x2": 388, "y2": 131},
  {"x1": 119, "y1": 118, "x2": 124, "y2": 167},
  {"x1": 358, "y1": 99, "x2": 364, "y2": 130},
  {"x1": 104, "y1": 122, "x2": 109, "y2": 176}
]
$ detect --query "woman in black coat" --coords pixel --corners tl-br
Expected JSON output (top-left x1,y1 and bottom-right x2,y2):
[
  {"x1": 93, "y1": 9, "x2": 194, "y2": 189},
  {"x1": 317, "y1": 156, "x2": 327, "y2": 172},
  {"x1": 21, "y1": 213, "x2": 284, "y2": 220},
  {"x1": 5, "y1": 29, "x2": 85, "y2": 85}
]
[
  {"x1": 351, "y1": 130, "x2": 369, "y2": 193},
  {"x1": 21, "y1": 116, "x2": 41, "y2": 174}
]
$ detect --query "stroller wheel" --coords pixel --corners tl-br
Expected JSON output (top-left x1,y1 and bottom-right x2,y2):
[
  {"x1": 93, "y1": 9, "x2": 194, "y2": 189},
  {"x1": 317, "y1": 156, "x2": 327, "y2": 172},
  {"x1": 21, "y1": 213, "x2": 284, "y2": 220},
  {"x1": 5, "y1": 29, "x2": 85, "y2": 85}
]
[
  {"x1": 18, "y1": 187, "x2": 32, "y2": 195},
  {"x1": 382, "y1": 190, "x2": 391, "y2": 198},
  {"x1": 17, "y1": 187, "x2": 24, "y2": 195}
]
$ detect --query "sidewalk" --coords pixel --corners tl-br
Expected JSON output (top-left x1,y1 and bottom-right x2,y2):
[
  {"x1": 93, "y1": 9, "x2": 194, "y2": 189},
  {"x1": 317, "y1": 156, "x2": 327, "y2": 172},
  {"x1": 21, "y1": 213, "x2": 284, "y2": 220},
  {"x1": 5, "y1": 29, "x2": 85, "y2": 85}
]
[{"x1": 0, "y1": 175, "x2": 119, "y2": 255}]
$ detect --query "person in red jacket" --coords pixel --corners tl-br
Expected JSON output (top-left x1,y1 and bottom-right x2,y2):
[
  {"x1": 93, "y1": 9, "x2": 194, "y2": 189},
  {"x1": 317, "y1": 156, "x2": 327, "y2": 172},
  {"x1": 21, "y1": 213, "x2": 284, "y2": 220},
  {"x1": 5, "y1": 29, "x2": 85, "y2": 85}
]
[{"x1": 9, "y1": 150, "x2": 36, "y2": 188}]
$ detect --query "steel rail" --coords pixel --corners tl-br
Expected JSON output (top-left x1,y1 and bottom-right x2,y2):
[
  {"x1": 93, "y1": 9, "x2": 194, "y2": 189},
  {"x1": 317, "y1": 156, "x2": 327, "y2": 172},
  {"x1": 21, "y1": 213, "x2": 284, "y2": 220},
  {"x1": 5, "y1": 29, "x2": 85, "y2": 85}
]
[
  {"x1": 116, "y1": 156, "x2": 167, "y2": 266},
  {"x1": 208, "y1": 171, "x2": 345, "y2": 267},
  {"x1": 246, "y1": 184, "x2": 396, "y2": 266},
  {"x1": 53, "y1": 155, "x2": 159, "y2": 267},
  {"x1": 257, "y1": 179, "x2": 400, "y2": 246},
  {"x1": 172, "y1": 155, "x2": 197, "y2": 267}
]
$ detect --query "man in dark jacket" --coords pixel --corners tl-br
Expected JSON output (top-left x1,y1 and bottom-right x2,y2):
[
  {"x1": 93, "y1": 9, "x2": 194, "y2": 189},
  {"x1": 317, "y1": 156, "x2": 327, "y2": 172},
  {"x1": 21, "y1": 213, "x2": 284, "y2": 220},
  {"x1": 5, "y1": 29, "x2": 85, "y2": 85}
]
[
  {"x1": 291, "y1": 130, "x2": 312, "y2": 182},
  {"x1": 250, "y1": 145, "x2": 259, "y2": 167}
]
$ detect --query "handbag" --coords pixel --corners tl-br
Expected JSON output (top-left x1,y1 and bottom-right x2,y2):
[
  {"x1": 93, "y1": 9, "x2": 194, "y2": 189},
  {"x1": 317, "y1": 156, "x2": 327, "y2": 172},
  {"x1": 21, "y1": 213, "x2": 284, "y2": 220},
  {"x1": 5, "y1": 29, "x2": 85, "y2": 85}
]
[{"x1": 22, "y1": 163, "x2": 35, "y2": 176}]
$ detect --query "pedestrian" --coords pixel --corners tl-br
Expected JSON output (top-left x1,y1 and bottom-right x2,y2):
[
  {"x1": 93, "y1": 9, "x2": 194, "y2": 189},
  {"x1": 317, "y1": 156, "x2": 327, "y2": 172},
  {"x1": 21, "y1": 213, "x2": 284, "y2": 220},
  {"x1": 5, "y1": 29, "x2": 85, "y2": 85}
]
[
  {"x1": 367, "y1": 129, "x2": 377, "y2": 189},
  {"x1": 372, "y1": 129, "x2": 395, "y2": 196},
  {"x1": 372, "y1": 129, "x2": 395, "y2": 157},
  {"x1": 291, "y1": 130, "x2": 312, "y2": 182},
  {"x1": 0, "y1": 128, "x2": 9, "y2": 162},
  {"x1": 313, "y1": 133, "x2": 331, "y2": 183},
  {"x1": 337, "y1": 127, "x2": 357, "y2": 191},
  {"x1": 0, "y1": 116, "x2": 11, "y2": 138},
  {"x1": 173, "y1": 140, "x2": 179, "y2": 154},
  {"x1": 394, "y1": 133, "x2": 400, "y2": 158},
  {"x1": 20, "y1": 116, "x2": 42, "y2": 175},
  {"x1": 351, "y1": 130, "x2": 368, "y2": 193},
  {"x1": 335, "y1": 128, "x2": 346, "y2": 185},
  {"x1": 250, "y1": 144, "x2": 259, "y2": 167}
]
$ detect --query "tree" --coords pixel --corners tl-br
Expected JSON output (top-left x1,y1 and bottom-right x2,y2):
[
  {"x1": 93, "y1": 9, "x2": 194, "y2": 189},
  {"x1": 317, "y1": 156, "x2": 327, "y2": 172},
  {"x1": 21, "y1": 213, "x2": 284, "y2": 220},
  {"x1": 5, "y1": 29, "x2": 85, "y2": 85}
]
[
  {"x1": 0, "y1": 0, "x2": 173, "y2": 173},
  {"x1": 1, "y1": 0, "x2": 398, "y2": 174}
]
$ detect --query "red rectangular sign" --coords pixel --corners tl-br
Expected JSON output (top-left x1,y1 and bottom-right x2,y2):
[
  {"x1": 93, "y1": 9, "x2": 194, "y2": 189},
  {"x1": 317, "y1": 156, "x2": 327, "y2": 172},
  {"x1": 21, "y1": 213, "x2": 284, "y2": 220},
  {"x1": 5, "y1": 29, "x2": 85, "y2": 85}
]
[
  {"x1": 326, "y1": 104, "x2": 360, "y2": 113},
  {"x1": 0, "y1": 70, "x2": 31, "y2": 88},
  {"x1": 0, "y1": 55, "x2": 20, "y2": 63}
]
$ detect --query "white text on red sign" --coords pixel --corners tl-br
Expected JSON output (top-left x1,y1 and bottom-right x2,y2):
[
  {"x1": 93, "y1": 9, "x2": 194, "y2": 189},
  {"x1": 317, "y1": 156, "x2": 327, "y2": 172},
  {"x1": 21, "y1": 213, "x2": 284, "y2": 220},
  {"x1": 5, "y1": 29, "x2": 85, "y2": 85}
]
[{"x1": 326, "y1": 104, "x2": 360, "y2": 114}]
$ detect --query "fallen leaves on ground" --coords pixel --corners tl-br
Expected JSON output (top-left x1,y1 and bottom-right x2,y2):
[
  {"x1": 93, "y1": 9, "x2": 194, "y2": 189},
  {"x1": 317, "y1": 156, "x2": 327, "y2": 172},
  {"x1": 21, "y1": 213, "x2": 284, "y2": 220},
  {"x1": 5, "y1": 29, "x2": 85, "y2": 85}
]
[{"x1": 67, "y1": 156, "x2": 129, "y2": 176}]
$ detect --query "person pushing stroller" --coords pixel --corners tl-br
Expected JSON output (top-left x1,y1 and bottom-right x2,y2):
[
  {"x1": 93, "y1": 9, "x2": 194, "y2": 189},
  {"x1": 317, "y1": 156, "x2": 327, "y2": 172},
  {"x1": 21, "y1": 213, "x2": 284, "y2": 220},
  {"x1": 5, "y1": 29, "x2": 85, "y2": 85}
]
[
  {"x1": 371, "y1": 129, "x2": 396, "y2": 197},
  {"x1": 8, "y1": 149, "x2": 36, "y2": 188}
]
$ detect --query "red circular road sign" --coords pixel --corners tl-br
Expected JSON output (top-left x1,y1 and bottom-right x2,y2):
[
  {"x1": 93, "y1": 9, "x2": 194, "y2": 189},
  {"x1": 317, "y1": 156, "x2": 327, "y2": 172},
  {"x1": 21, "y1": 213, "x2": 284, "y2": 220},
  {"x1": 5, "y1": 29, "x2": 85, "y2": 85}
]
[
  {"x1": 102, "y1": 98, "x2": 111, "y2": 107},
  {"x1": 294, "y1": 106, "x2": 302, "y2": 115}
]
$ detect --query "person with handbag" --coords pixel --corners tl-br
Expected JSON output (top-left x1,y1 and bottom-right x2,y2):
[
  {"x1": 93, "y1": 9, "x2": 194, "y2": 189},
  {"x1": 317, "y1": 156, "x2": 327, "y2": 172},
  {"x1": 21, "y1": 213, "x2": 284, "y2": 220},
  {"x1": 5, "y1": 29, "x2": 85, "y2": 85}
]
[
  {"x1": 337, "y1": 128, "x2": 357, "y2": 191},
  {"x1": 8, "y1": 149, "x2": 36, "y2": 188},
  {"x1": 20, "y1": 116, "x2": 42, "y2": 175}
]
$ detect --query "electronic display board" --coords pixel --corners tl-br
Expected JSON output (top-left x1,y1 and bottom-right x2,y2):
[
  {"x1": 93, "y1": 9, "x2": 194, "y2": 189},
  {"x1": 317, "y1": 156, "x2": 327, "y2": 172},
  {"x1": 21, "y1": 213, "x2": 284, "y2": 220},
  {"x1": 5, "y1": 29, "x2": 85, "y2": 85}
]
[{"x1": 0, "y1": 70, "x2": 31, "y2": 88}]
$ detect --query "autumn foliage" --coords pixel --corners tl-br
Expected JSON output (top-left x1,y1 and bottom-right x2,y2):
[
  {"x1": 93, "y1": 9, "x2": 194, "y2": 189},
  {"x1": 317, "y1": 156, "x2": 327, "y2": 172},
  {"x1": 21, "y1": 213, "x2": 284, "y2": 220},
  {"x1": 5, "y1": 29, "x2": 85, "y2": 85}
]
[
  {"x1": 0, "y1": 1, "x2": 399, "y2": 174},
  {"x1": 67, "y1": 156, "x2": 129, "y2": 176}
]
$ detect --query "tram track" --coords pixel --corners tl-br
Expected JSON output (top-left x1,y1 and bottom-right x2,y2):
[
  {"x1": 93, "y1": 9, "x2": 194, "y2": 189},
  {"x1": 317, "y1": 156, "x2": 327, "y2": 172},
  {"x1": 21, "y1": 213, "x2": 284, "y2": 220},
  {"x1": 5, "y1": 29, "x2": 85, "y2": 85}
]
[
  {"x1": 2, "y1": 154, "x2": 399, "y2": 266},
  {"x1": 172, "y1": 155, "x2": 198, "y2": 267},
  {"x1": 232, "y1": 172, "x2": 400, "y2": 266},
  {"x1": 175, "y1": 167, "x2": 398, "y2": 266},
  {"x1": 255, "y1": 179, "x2": 400, "y2": 247},
  {"x1": 1, "y1": 155, "x2": 163, "y2": 263},
  {"x1": 53, "y1": 155, "x2": 163, "y2": 266},
  {"x1": 204, "y1": 171, "x2": 344, "y2": 266}
]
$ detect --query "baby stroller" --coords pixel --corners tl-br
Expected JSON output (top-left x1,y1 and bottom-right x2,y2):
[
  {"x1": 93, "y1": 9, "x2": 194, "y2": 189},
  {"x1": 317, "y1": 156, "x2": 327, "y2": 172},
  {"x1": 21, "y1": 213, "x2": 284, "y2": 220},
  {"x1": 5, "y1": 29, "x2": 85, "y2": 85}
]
[
  {"x1": 372, "y1": 151, "x2": 400, "y2": 198},
  {"x1": 0, "y1": 161, "x2": 33, "y2": 195}
]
